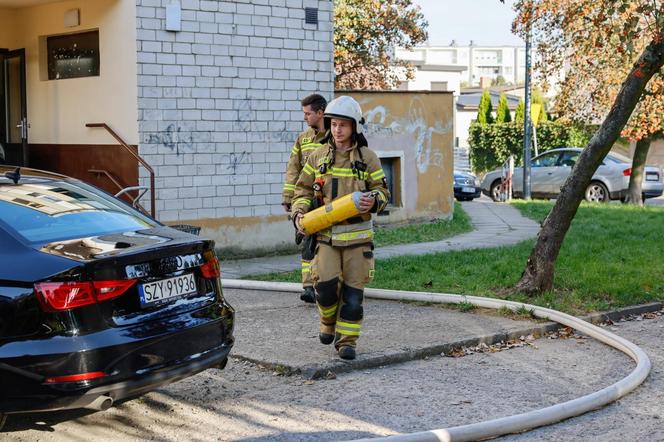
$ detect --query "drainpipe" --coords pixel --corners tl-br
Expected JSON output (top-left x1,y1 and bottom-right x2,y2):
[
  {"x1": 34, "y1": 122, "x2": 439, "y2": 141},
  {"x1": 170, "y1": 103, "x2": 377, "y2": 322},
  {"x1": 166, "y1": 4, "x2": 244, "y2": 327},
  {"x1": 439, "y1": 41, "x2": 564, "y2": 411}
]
[{"x1": 221, "y1": 279, "x2": 651, "y2": 442}]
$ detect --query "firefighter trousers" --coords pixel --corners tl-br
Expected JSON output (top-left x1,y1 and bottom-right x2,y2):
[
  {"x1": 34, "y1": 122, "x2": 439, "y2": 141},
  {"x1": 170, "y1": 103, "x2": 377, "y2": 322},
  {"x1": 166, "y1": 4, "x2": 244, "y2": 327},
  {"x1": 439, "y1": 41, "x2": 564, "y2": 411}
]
[
  {"x1": 300, "y1": 235, "x2": 316, "y2": 288},
  {"x1": 301, "y1": 258, "x2": 313, "y2": 287},
  {"x1": 312, "y1": 242, "x2": 375, "y2": 349}
]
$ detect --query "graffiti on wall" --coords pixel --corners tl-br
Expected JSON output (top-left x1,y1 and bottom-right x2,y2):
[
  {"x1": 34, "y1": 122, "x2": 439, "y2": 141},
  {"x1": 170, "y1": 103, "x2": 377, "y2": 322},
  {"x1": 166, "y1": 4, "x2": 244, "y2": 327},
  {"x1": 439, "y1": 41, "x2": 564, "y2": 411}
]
[
  {"x1": 236, "y1": 99, "x2": 255, "y2": 132},
  {"x1": 145, "y1": 124, "x2": 196, "y2": 155},
  {"x1": 363, "y1": 96, "x2": 451, "y2": 174},
  {"x1": 221, "y1": 151, "x2": 251, "y2": 174}
]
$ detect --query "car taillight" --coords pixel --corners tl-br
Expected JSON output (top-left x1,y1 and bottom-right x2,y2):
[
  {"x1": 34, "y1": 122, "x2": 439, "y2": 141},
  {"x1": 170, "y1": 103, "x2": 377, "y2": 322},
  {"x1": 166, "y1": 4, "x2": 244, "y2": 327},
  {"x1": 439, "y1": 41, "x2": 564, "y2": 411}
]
[
  {"x1": 93, "y1": 280, "x2": 137, "y2": 301},
  {"x1": 200, "y1": 256, "x2": 221, "y2": 279},
  {"x1": 43, "y1": 371, "x2": 107, "y2": 384},
  {"x1": 35, "y1": 279, "x2": 137, "y2": 312},
  {"x1": 623, "y1": 168, "x2": 632, "y2": 176}
]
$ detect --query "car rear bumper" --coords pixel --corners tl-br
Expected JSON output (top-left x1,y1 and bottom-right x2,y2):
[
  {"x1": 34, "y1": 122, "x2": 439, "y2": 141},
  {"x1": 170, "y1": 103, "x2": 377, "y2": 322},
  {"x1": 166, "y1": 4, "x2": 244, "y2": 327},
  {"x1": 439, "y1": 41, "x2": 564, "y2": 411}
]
[
  {"x1": 454, "y1": 185, "x2": 482, "y2": 199},
  {"x1": 1, "y1": 341, "x2": 232, "y2": 414},
  {"x1": 642, "y1": 181, "x2": 664, "y2": 198},
  {"x1": 0, "y1": 301, "x2": 234, "y2": 414},
  {"x1": 612, "y1": 182, "x2": 664, "y2": 200}
]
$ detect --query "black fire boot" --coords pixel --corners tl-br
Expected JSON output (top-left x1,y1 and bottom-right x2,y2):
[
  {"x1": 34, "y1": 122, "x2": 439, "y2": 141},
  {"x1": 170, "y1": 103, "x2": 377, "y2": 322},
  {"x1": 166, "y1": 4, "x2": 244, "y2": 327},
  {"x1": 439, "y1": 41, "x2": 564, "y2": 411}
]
[
  {"x1": 319, "y1": 333, "x2": 335, "y2": 345},
  {"x1": 338, "y1": 346, "x2": 356, "y2": 360},
  {"x1": 300, "y1": 286, "x2": 316, "y2": 304}
]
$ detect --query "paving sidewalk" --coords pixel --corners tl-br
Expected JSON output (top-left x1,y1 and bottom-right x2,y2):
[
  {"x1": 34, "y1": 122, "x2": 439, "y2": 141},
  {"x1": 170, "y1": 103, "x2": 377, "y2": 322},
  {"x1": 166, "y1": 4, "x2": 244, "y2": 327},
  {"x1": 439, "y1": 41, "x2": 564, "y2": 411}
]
[
  {"x1": 224, "y1": 287, "x2": 549, "y2": 379},
  {"x1": 221, "y1": 200, "x2": 541, "y2": 279}
]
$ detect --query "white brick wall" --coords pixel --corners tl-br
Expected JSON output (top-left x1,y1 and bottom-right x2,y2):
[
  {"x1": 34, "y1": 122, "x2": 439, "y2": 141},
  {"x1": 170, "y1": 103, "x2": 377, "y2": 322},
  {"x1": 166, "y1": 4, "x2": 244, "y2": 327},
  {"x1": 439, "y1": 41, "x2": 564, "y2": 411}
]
[{"x1": 136, "y1": 0, "x2": 334, "y2": 224}]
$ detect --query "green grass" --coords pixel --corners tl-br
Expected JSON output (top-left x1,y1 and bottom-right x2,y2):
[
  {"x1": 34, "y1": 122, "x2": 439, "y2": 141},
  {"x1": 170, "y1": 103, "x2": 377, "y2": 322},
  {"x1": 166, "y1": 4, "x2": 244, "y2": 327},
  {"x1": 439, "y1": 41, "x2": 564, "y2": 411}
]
[
  {"x1": 373, "y1": 202, "x2": 472, "y2": 247},
  {"x1": 248, "y1": 200, "x2": 664, "y2": 314}
]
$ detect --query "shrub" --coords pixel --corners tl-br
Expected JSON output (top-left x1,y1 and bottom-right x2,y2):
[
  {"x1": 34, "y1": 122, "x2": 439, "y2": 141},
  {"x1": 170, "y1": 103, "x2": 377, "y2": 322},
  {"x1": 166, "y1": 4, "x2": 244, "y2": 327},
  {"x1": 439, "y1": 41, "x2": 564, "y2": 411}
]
[
  {"x1": 468, "y1": 121, "x2": 592, "y2": 174},
  {"x1": 477, "y1": 90, "x2": 494, "y2": 124},
  {"x1": 495, "y1": 93, "x2": 512, "y2": 123}
]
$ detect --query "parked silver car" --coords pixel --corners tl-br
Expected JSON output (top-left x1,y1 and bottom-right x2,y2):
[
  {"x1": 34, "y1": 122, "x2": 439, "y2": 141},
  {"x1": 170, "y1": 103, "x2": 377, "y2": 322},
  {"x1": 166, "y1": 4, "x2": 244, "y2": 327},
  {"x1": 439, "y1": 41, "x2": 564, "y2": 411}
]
[{"x1": 480, "y1": 148, "x2": 664, "y2": 202}]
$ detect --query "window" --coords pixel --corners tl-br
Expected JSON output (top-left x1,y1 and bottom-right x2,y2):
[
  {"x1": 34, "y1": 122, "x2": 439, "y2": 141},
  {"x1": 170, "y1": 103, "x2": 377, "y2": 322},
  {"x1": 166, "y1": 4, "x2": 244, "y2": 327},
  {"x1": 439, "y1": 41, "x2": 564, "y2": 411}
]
[
  {"x1": 532, "y1": 152, "x2": 560, "y2": 167},
  {"x1": 558, "y1": 151, "x2": 580, "y2": 167},
  {"x1": 430, "y1": 81, "x2": 448, "y2": 91},
  {"x1": 47, "y1": 30, "x2": 100, "y2": 80},
  {"x1": 605, "y1": 152, "x2": 631, "y2": 164},
  {"x1": 0, "y1": 179, "x2": 154, "y2": 244},
  {"x1": 379, "y1": 157, "x2": 402, "y2": 207}
]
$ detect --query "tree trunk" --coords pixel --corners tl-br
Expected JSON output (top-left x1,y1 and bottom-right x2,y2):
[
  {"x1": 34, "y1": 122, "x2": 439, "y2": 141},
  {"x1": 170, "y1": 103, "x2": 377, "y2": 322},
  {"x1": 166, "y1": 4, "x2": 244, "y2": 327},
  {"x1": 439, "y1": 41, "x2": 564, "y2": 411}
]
[
  {"x1": 624, "y1": 137, "x2": 651, "y2": 205},
  {"x1": 515, "y1": 37, "x2": 664, "y2": 295}
]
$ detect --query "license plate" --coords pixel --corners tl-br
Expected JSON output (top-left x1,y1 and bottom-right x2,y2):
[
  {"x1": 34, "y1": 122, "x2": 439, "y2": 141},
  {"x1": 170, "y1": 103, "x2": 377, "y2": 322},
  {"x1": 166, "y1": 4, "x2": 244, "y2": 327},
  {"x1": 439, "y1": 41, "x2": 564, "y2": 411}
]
[
  {"x1": 462, "y1": 186, "x2": 475, "y2": 193},
  {"x1": 646, "y1": 173, "x2": 659, "y2": 182},
  {"x1": 138, "y1": 273, "x2": 197, "y2": 307}
]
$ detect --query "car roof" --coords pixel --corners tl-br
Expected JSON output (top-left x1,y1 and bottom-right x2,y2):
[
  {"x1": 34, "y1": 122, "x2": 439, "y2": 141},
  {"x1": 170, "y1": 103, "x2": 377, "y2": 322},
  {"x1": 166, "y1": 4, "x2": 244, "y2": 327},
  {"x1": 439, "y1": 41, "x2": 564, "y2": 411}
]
[
  {"x1": 536, "y1": 148, "x2": 630, "y2": 163},
  {"x1": 0, "y1": 165, "x2": 71, "y2": 183},
  {"x1": 537, "y1": 147, "x2": 583, "y2": 155}
]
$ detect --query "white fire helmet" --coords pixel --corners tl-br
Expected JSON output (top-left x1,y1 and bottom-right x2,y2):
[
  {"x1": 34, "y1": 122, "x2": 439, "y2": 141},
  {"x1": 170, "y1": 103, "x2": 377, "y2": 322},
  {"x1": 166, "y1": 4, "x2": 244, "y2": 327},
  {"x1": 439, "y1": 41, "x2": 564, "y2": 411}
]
[{"x1": 324, "y1": 96, "x2": 365, "y2": 134}]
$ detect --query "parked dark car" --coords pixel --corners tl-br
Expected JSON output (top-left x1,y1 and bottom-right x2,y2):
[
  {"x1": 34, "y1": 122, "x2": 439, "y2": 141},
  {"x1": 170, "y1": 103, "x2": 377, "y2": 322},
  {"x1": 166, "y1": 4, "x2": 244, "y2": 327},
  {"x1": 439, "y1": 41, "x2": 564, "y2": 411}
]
[
  {"x1": 453, "y1": 170, "x2": 482, "y2": 201},
  {"x1": 0, "y1": 166, "x2": 234, "y2": 429}
]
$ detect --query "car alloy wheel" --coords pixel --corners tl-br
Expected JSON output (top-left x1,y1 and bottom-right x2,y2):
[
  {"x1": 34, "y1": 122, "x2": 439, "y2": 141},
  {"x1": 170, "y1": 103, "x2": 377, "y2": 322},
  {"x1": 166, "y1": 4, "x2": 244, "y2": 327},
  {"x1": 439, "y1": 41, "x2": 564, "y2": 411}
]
[
  {"x1": 585, "y1": 182, "x2": 608, "y2": 202},
  {"x1": 490, "y1": 180, "x2": 504, "y2": 202}
]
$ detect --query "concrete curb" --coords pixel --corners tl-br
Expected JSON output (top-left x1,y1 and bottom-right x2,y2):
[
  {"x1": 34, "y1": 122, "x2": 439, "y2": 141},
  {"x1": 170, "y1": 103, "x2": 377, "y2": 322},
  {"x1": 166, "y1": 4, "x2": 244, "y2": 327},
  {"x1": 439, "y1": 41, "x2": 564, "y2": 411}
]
[{"x1": 230, "y1": 301, "x2": 663, "y2": 380}]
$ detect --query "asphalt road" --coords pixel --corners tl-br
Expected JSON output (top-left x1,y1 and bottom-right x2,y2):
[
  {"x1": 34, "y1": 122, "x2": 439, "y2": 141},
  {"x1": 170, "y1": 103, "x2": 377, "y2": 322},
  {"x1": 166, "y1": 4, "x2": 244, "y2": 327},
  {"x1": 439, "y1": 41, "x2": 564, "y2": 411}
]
[{"x1": 4, "y1": 310, "x2": 662, "y2": 441}]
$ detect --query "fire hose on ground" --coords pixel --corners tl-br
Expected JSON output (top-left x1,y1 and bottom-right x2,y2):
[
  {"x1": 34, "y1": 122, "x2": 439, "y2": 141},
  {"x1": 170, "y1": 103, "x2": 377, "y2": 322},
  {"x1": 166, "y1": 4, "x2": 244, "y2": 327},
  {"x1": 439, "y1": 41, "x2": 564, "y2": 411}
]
[{"x1": 221, "y1": 279, "x2": 651, "y2": 442}]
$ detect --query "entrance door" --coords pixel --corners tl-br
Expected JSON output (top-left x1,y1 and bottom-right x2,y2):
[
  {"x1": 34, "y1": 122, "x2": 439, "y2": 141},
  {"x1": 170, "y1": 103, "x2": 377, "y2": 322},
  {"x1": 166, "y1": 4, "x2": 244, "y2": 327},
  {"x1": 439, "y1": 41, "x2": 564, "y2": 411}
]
[{"x1": 1, "y1": 48, "x2": 28, "y2": 166}]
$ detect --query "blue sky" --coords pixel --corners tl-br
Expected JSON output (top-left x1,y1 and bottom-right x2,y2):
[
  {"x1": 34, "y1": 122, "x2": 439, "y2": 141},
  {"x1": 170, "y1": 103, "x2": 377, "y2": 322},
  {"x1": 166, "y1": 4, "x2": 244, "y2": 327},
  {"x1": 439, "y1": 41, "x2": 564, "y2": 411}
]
[{"x1": 412, "y1": 0, "x2": 523, "y2": 46}]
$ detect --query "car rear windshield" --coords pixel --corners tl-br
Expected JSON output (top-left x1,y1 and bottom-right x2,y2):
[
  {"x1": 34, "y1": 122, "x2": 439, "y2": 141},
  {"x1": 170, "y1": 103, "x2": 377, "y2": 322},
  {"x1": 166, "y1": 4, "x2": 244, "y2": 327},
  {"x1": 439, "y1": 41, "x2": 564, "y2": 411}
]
[
  {"x1": 605, "y1": 152, "x2": 631, "y2": 164},
  {"x1": 0, "y1": 178, "x2": 156, "y2": 244}
]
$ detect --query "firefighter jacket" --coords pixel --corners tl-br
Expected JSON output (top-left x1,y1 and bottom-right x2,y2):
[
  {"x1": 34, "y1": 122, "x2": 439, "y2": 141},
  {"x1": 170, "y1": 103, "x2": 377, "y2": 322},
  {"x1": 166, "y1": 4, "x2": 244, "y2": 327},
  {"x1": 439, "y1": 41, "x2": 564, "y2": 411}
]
[
  {"x1": 292, "y1": 142, "x2": 390, "y2": 247},
  {"x1": 282, "y1": 127, "x2": 328, "y2": 205}
]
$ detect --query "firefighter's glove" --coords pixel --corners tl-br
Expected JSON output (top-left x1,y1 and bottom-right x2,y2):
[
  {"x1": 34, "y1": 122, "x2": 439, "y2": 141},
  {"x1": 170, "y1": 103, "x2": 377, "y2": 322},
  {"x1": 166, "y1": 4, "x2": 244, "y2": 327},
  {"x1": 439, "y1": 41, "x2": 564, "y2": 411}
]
[
  {"x1": 358, "y1": 192, "x2": 377, "y2": 213},
  {"x1": 293, "y1": 212, "x2": 306, "y2": 235}
]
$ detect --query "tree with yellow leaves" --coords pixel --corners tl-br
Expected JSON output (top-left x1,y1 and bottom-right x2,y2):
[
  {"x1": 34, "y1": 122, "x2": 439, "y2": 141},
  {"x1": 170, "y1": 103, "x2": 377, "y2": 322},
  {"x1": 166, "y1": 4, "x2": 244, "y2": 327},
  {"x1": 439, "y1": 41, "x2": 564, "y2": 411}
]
[{"x1": 509, "y1": 0, "x2": 664, "y2": 294}]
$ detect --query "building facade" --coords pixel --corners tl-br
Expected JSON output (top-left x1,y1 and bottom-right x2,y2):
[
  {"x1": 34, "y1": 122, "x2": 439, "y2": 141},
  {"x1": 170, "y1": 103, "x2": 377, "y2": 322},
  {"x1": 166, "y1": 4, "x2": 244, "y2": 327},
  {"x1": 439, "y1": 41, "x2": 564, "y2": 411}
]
[
  {"x1": 395, "y1": 43, "x2": 526, "y2": 89},
  {"x1": 1, "y1": 0, "x2": 456, "y2": 252},
  {"x1": 134, "y1": 0, "x2": 334, "y2": 250},
  {"x1": 1, "y1": 0, "x2": 334, "y2": 251}
]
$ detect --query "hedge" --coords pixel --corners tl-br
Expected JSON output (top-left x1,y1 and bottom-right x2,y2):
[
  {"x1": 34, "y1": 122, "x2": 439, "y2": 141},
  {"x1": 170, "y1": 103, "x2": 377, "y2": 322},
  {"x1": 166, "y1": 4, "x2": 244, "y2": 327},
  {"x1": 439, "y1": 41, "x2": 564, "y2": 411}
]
[{"x1": 468, "y1": 121, "x2": 591, "y2": 174}]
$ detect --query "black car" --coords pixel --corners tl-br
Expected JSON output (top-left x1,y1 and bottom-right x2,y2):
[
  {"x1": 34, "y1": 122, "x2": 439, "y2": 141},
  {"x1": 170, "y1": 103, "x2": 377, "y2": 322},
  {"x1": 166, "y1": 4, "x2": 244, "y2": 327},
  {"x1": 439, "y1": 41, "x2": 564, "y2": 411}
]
[
  {"x1": 0, "y1": 166, "x2": 234, "y2": 428},
  {"x1": 453, "y1": 170, "x2": 481, "y2": 201}
]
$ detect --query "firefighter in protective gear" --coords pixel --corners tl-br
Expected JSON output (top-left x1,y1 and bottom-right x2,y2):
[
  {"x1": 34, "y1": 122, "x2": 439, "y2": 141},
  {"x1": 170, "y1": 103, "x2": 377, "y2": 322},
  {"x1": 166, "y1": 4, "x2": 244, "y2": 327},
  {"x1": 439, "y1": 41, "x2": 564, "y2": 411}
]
[
  {"x1": 282, "y1": 94, "x2": 329, "y2": 304},
  {"x1": 292, "y1": 95, "x2": 390, "y2": 360}
]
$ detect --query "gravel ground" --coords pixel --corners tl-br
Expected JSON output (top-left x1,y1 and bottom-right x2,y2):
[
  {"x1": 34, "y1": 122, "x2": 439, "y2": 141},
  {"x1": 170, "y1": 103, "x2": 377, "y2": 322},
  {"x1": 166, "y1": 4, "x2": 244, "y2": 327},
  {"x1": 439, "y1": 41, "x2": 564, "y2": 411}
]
[{"x1": 4, "y1": 311, "x2": 663, "y2": 442}]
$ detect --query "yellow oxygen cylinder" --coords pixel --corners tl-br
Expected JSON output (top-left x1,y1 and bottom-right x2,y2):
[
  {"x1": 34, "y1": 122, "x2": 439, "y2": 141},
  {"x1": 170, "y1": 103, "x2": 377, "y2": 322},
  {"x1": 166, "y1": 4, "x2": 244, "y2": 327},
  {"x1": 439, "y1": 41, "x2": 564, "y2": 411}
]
[{"x1": 300, "y1": 192, "x2": 364, "y2": 235}]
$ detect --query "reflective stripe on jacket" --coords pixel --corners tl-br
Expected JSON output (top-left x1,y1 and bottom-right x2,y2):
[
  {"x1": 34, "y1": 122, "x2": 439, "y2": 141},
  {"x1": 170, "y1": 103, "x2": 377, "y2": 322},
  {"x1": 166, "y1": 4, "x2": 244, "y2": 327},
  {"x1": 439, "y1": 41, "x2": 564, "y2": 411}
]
[
  {"x1": 282, "y1": 127, "x2": 328, "y2": 205},
  {"x1": 292, "y1": 142, "x2": 390, "y2": 247}
]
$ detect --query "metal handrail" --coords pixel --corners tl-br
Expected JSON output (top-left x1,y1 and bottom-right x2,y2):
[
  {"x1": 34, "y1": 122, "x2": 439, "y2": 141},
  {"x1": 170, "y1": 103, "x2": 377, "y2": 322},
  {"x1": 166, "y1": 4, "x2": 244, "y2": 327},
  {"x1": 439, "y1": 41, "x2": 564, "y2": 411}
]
[
  {"x1": 86, "y1": 123, "x2": 156, "y2": 218},
  {"x1": 115, "y1": 185, "x2": 148, "y2": 200},
  {"x1": 88, "y1": 169, "x2": 149, "y2": 215}
]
